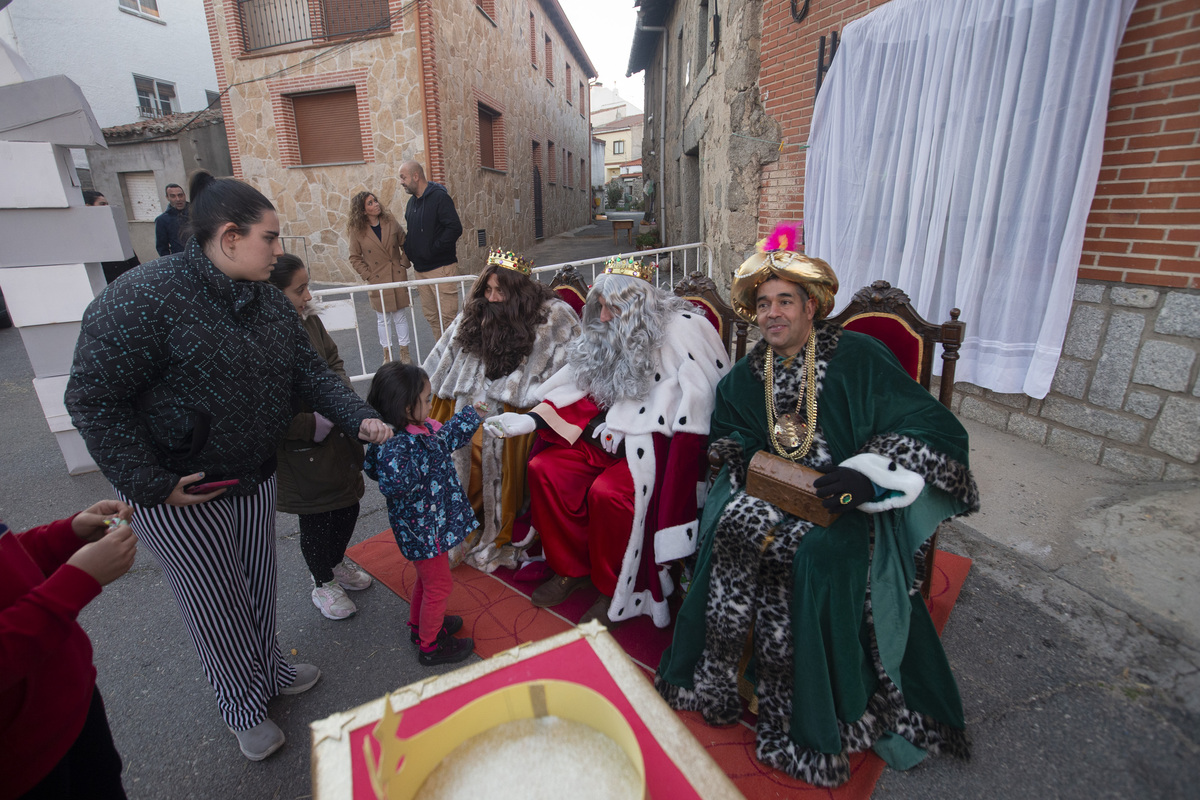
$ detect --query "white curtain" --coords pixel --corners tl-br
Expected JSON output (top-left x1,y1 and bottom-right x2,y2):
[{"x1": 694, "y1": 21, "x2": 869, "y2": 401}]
[{"x1": 805, "y1": 0, "x2": 1135, "y2": 398}]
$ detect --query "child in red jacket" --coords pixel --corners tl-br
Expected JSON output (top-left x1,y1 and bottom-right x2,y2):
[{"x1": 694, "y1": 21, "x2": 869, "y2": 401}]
[{"x1": 1, "y1": 500, "x2": 137, "y2": 800}]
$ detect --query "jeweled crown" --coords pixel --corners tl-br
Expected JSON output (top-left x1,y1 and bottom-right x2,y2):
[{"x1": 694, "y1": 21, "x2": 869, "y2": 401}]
[
  {"x1": 602, "y1": 255, "x2": 656, "y2": 283},
  {"x1": 486, "y1": 248, "x2": 534, "y2": 276}
]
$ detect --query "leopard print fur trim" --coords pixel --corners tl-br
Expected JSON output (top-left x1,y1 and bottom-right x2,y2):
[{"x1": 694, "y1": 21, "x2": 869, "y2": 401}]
[
  {"x1": 744, "y1": 323, "x2": 837, "y2": 471},
  {"x1": 911, "y1": 538, "x2": 933, "y2": 597},
  {"x1": 655, "y1": 673, "x2": 701, "y2": 711},
  {"x1": 858, "y1": 432, "x2": 980, "y2": 512},
  {"x1": 709, "y1": 437, "x2": 746, "y2": 492}
]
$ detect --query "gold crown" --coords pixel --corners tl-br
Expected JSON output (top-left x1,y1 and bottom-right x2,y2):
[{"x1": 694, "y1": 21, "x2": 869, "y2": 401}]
[
  {"x1": 602, "y1": 256, "x2": 657, "y2": 283},
  {"x1": 486, "y1": 248, "x2": 534, "y2": 276}
]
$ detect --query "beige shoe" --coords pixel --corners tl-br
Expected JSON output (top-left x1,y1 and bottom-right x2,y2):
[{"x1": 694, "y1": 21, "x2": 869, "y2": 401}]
[
  {"x1": 398, "y1": 344, "x2": 411, "y2": 363},
  {"x1": 382, "y1": 346, "x2": 393, "y2": 364}
]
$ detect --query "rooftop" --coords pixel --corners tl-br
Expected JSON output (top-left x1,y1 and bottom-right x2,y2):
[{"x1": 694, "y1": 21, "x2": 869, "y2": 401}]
[{"x1": 103, "y1": 106, "x2": 224, "y2": 141}]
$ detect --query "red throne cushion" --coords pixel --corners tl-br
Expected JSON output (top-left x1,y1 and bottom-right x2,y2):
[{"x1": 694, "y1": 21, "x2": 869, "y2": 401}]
[
  {"x1": 842, "y1": 313, "x2": 923, "y2": 382},
  {"x1": 555, "y1": 285, "x2": 587, "y2": 318},
  {"x1": 684, "y1": 297, "x2": 724, "y2": 340}
]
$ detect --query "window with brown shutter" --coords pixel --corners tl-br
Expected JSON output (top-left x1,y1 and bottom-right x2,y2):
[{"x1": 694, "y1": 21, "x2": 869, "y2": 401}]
[
  {"x1": 478, "y1": 105, "x2": 496, "y2": 169},
  {"x1": 291, "y1": 89, "x2": 363, "y2": 166},
  {"x1": 529, "y1": 12, "x2": 537, "y2": 67}
]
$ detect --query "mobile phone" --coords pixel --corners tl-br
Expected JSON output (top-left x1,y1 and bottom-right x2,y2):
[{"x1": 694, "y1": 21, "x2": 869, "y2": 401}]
[{"x1": 185, "y1": 479, "x2": 239, "y2": 495}]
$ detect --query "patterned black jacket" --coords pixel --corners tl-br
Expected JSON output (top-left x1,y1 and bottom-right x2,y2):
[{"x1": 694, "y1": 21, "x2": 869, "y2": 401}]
[{"x1": 65, "y1": 239, "x2": 375, "y2": 507}]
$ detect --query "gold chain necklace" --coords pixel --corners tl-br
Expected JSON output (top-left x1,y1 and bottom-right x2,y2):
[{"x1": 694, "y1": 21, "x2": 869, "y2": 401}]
[{"x1": 765, "y1": 328, "x2": 818, "y2": 461}]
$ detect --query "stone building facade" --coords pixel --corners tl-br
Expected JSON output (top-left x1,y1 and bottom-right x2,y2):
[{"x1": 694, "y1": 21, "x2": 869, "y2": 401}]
[
  {"x1": 204, "y1": 0, "x2": 595, "y2": 283},
  {"x1": 628, "y1": 0, "x2": 1198, "y2": 481},
  {"x1": 629, "y1": 0, "x2": 782, "y2": 275},
  {"x1": 88, "y1": 108, "x2": 233, "y2": 264}
]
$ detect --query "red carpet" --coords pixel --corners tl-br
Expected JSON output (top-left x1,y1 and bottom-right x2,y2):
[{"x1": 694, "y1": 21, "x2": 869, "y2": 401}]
[{"x1": 347, "y1": 532, "x2": 972, "y2": 799}]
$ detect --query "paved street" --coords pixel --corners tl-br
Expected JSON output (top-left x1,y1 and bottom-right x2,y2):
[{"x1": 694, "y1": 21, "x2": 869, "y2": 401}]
[{"x1": 1, "y1": 218, "x2": 1197, "y2": 798}]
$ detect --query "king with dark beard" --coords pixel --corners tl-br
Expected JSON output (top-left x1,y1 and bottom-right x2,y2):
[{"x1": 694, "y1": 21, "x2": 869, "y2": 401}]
[
  {"x1": 422, "y1": 250, "x2": 580, "y2": 571},
  {"x1": 484, "y1": 258, "x2": 730, "y2": 627}
]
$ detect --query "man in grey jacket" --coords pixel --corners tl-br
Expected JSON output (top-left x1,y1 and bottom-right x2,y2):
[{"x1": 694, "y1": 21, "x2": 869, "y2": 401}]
[{"x1": 400, "y1": 160, "x2": 463, "y2": 338}]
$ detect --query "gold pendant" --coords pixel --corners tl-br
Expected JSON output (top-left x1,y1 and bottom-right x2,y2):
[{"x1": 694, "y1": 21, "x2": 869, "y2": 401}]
[{"x1": 774, "y1": 413, "x2": 806, "y2": 450}]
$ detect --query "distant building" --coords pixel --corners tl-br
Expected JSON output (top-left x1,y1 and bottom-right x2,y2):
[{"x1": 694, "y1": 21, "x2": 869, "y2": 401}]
[
  {"x1": 590, "y1": 135, "x2": 606, "y2": 189},
  {"x1": 88, "y1": 107, "x2": 233, "y2": 263},
  {"x1": 203, "y1": 0, "x2": 596, "y2": 282},
  {"x1": 590, "y1": 81, "x2": 641, "y2": 126},
  {"x1": 593, "y1": 113, "x2": 643, "y2": 184},
  {"x1": 0, "y1": 0, "x2": 220, "y2": 185}
]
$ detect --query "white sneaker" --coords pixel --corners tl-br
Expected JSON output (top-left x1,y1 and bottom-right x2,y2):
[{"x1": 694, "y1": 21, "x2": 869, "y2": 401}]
[
  {"x1": 332, "y1": 560, "x2": 373, "y2": 591},
  {"x1": 312, "y1": 581, "x2": 356, "y2": 620}
]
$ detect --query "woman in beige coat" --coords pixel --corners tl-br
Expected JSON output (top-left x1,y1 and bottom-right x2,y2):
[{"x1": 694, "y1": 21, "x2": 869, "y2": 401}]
[{"x1": 348, "y1": 190, "x2": 412, "y2": 363}]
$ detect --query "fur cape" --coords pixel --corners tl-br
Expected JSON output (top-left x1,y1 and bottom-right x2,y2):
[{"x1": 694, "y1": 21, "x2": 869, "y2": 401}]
[
  {"x1": 532, "y1": 309, "x2": 731, "y2": 626},
  {"x1": 422, "y1": 297, "x2": 580, "y2": 568}
]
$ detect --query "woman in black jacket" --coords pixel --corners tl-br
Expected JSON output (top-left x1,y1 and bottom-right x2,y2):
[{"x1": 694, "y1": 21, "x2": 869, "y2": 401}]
[{"x1": 65, "y1": 171, "x2": 392, "y2": 762}]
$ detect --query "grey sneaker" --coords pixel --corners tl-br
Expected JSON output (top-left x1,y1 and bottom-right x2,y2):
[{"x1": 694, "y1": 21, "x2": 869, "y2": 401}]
[
  {"x1": 280, "y1": 663, "x2": 321, "y2": 695},
  {"x1": 232, "y1": 718, "x2": 285, "y2": 761},
  {"x1": 332, "y1": 560, "x2": 373, "y2": 591}
]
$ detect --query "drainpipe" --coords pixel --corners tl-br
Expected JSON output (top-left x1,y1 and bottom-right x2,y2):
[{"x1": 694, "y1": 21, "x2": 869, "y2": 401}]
[{"x1": 635, "y1": 15, "x2": 666, "y2": 232}]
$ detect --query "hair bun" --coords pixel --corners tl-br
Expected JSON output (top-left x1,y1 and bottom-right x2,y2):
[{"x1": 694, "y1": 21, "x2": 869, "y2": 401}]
[{"x1": 189, "y1": 169, "x2": 217, "y2": 202}]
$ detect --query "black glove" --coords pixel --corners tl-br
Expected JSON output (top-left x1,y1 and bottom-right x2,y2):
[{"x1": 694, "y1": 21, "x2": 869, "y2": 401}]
[{"x1": 813, "y1": 467, "x2": 874, "y2": 512}]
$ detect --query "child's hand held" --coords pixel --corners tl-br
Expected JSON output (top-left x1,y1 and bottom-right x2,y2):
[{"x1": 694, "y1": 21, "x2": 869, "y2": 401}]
[{"x1": 483, "y1": 412, "x2": 536, "y2": 438}]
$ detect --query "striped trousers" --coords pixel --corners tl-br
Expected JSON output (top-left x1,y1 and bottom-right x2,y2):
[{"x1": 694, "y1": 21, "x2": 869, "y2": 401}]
[{"x1": 118, "y1": 476, "x2": 297, "y2": 731}]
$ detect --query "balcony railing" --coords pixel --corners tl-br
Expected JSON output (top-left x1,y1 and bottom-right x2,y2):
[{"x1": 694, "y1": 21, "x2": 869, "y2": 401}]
[
  {"x1": 239, "y1": 0, "x2": 392, "y2": 52},
  {"x1": 322, "y1": 0, "x2": 391, "y2": 39}
]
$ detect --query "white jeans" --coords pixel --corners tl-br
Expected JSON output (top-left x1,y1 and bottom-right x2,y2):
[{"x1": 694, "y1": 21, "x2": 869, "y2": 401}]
[{"x1": 376, "y1": 309, "x2": 411, "y2": 347}]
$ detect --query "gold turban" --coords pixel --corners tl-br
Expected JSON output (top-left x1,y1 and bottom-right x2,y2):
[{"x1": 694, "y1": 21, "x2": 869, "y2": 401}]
[{"x1": 729, "y1": 225, "x2": 838, "y2": 322}]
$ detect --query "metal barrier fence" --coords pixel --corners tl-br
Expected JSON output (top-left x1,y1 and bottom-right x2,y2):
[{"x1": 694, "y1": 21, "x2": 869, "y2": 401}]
[{"x1": 310, "y1": 242, "x2": 712, "y2": 384}]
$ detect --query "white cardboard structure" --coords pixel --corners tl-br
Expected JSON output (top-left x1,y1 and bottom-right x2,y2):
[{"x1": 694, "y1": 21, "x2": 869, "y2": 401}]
[{"x1": 0, "y1": 64, "x2": 133, "y2": 475}]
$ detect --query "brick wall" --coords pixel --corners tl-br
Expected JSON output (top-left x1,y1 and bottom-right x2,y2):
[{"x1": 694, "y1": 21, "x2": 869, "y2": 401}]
[
  {"x1": 1081, "y1": 0, "x2": 1200, "y2": 289},
  {"x1": 756, "y1": 0, "x2": 887, "y2": 239}
]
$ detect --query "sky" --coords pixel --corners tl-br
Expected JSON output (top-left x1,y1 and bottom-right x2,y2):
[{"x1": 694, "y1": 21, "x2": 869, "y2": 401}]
[{"x1": 557, "y1": 0, "x2": 646, "y2": 109}]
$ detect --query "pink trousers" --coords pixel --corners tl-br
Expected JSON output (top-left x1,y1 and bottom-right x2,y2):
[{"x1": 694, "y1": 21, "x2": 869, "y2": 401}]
[{"x1": 409, "y1": 553, "x2": 453, "y2": 649}]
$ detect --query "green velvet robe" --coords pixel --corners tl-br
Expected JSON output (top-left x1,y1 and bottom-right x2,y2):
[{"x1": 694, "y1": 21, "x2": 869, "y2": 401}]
[{"x1": 657, "y1": 329, "x2": 975, "y2": 771}]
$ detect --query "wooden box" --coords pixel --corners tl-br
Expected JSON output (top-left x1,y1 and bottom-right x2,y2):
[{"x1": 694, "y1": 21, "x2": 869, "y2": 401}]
[{"x1": 745, "y1": 451, "x2": 841, "y2": 528}]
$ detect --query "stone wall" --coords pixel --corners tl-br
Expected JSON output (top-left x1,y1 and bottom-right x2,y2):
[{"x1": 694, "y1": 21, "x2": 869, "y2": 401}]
[
  {"x1": 954, "y1": 282, "x2": 1200, "y2": 481},
  {"x1": 433, "y1": 0, "x2": 592, "y2": 273},
  {"x1": 642, "y1": 0, "x2": 781, "y2": 294},
  {"x1": 207, "y1": 0, "x2": 591, "y2": 285}
]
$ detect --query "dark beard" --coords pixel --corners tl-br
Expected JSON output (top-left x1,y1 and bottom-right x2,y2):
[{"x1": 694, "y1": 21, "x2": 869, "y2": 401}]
[{"x1": 475, "y1": 301, "x2": 536, "y2": 380}]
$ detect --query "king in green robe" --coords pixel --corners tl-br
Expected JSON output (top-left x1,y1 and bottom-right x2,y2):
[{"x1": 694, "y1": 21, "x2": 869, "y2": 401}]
[{"x1": 656, "y1": 312, "x2": 979, "y2": 787}]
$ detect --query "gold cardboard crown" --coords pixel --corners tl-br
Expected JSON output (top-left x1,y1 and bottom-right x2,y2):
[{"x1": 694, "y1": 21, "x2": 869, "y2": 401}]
[
  {"x1": 486, "y1": 248, "x2": 534, "y2": 276},
  {"x1": 365, "y1": 680, "x2": 646, "y2": 799},
  {"x1": 602, "y1": 256, "x2": 656, "y2": 283}
]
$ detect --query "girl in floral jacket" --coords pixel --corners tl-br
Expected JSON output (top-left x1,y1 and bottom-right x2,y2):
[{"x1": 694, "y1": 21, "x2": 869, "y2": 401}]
[{"x1": 364, "y1": 363, "x2": 486, "y2": 665}]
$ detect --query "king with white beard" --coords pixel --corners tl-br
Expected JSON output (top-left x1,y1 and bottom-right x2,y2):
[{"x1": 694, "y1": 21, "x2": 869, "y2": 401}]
[{"x1": 484, "y1": 257, "x2": 730, "y2": 627}]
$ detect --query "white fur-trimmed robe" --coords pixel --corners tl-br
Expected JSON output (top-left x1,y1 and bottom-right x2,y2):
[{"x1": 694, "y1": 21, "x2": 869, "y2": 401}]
[
  {"x1": 533, "y1": 310, "x2": 731, "y2": 625},
  {"x1": 422, "y1": 297, "x2": 580, "y2": 569}
]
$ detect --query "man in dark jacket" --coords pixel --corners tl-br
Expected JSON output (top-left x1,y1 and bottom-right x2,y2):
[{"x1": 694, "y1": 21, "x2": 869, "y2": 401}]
[
  {"x1": 400, "y1": 160, "x2": 463, "y2": 338},
  {"x1": 154, "y1": 183, "x2": 189, "y2": 256}
]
